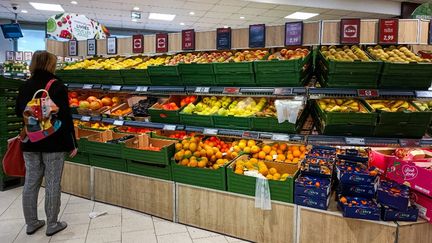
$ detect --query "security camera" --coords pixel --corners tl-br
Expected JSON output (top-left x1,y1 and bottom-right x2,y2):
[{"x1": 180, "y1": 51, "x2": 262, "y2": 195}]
[{"x1": 11, "y1": 3, "x2": 19, "y2": 11}]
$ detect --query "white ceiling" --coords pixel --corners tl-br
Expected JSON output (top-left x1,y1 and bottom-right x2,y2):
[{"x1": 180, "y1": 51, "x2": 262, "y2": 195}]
[{"x1": 0, "y1": 0, "x2": 427, "y2": 32}]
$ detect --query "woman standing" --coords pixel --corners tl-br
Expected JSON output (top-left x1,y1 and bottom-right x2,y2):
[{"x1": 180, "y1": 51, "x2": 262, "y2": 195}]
[{"x1": 15, "y1": 51, "x2": 77, "y2": 236}]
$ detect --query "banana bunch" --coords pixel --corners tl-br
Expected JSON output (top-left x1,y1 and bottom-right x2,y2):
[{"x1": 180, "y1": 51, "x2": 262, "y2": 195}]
[
  {"x1": 318, "y1": 98, "x2": 367, "y2": 113},
  {"x1": 135, "y1": 57, "x2": 166, "y2": 69},
  {"x1": 321, "y1": 45, "x2": 370, "y2": 62},
  {"x1": 412, "y1": 100, "x2": 432, "y2": 111},
  {"x1": 366, "y1": 100, "x2": 416, "y2": 112}
]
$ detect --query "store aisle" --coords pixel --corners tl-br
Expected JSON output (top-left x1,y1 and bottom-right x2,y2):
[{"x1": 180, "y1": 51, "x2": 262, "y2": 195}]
[{"x1": 0, "y1": 187, "x2": 249, "y2": 243}]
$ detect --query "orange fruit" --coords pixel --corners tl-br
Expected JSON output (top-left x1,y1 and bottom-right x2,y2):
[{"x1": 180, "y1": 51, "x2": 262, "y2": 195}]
[
  {"x1": 279, "y1": 143, "x2": 288, "y2": 152},
  {"x1": 300, "y1": 153, "x2": 306, "y2": 159},
  {"x1": 180, "y1": 158, "x2": 189, "y2": 166},
  {"x1": 200, "y1": 149, "x2": 207, "y2": 157},
  {"x1": 247, "y1": 140, "x2": 256, "y2": 147},
  {"x1": 213, "y1": 164, "x2": 220, "y2": 170},
  {"x1": 251, "y1": 145, "x2": 260, "y2": 154},
  {"x1": 285, "y1": 159, "x2": 292, "y2": 163},
  {"x1": 276, "y1": 149, "x2": 283, "y2": 154},
  {"x1": 258, "y1": 151, "x2": 266, "y2": 159},
  {"x1": 277, "y1": 154, "x2": 286, "y2": 161},
  {"x1": 259, "y1": 167, "x2": 269, "y2": 176},
  {"x1": 189, "y1": 160, "x2": 198, "y2": 167},
  {"x1": 293, "y1": 150, "x2": 301, "y2": 157},
  {"x1": 262, "y1": 145, "x2": 272, "y2": 154},
  {"x1": 215, "y1": 151, "x2": 223, "y2": 159},
  {"x1": 193, "y1": 151, "x2": 201, "y2": 157},
  {"x1": 265, "y1": 155, "x2": 273, "y2": 161},
  {"x1": 249, "y1": 158, "x2": 258, "y2": 164},
  {"x1": 269, "y1": 167, "x2": 277, "y2": 175},
  {"x1": 235, "y1": 169, "x2": 243, "y2": 174},
  {"x1": 273, "y1": 173, "x2": 281, "y2": 180},
  {"x1": 175, "y1": 143, "x2": 182, "y2": 151},
  {"x1": 300, "y1": 145, "x2": 306, "y2": 152},
  {"x1": 291, "y1": 145, "x2": 299, "y2": 151},
  {"x1": 292, "y1": 158, "x2": 299, "y2": 163},
  {"x1": 231, "y1": 151, "x2": 239, "y2": 159},
  {"x1": 210, "y1": 155, "x2": 217, "y2": 162},
  {"x1": 183, "y1": 142, "x2": 190, "y2": 150},
  {"x1": 206, "y1": 149, "x2": 214, "y2": 157},
  {"x1": 184, "y1": 150, "x2": 192, "y2": 158},
  {"x1": 287, "y1": 154, "x2": 294, "y2": 161},
  {"x1": 238, "y1": 141, "x2": 247, "y2": 149},
  {"x1": 243, "y1": 147, "x2": 251, "y2": 154},
  {"x1": 266, "y1": 174, "x2": 273, "y2": 180},
  {"x1": 189, "y1": 143, "x2": 197, "y2": 152},
  {"x1": 233, "y1": 145, "x2": 241, "y2": 152},
  {"x1": 252, "y1": 153, "x2": 259, "y2": 159},
  {"x1": 174, "y1": 151, "x2": 184, "y2": 161},
  {"x1": 198, "y1": 161, "x2": 207, "y2": 168},
  {"x1": 270, "y1": 150, "x2": 277, "y2": 156},
  {"x1": 272, "y1": 143, "x2": 279, "y2": 149}
]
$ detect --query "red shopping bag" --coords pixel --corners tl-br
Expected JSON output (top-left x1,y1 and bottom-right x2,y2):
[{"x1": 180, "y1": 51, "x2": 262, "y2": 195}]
[{"x1": 2, "y1": 136, "x2": 26, "y2": 177}]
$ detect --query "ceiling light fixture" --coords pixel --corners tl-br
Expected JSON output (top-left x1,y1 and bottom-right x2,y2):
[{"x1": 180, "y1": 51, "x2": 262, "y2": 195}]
[
  {"x1": 132, "y1": 19, "x2": 138, "y2": 22},
  {"x1": 224, "y1": 25, "x2": 229, "y2": 28},
  {"x1": 148, "y1": 13, "x2": 176, "y2": 21},
  {"x1": 133, "y1": 6, "x2": 139, "y2": 11},
  {"x1": 284, "y1": 12, "x2": 318, "y2": 20},
  {"x1": 21, "y1": 10, "x2": 28, "y2": 13},
  {"x1": 29, "y1": 2, "x2": 64, "y2": 11},
  {"x1": 180, "y1": 22, "x2": 185, "y2": 25},
  {"x1": 189, "y1": 11, "x2": 195, "y2": 15},
  {"x1": 70, "y1": 1, "x2": 78, "y2": 4},
  {"x1": 240, "y1": 16, "x2": 245, "y2": 19}
]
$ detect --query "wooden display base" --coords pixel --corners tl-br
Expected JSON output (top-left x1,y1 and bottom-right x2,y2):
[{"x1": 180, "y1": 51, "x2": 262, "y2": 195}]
[
  {"x1": 177, "y1": 183, "x2": 296, "y2": 243},
  {"x1": 93, "y1": 168, "x2": 174, "y2": 221},
  {"x1": 62, "y1": 162, "x2": 91, "y2": 199}
]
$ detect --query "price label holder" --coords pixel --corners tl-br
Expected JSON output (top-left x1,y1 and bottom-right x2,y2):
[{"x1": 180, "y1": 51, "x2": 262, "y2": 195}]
[
  {"x1": 242, "y1": 131, "x2": 260, "y2": 139},
  {"x1": 83, "y1": 84, "x2": 93, "y2": 90},
  {"x1": 81, "y1": 116, "x2": 91, "y2": 122},
  {"x1": 345, "y1": 137, "x2": 366, "y2": 145},
  {"x1": 113, "y1": 120, "x2": 124, "y2": 126},
  {"x1": 357, "y1": 89, "x2": 379, "y2": 97},
  {"x1": 415, "y1": 91, "x2": 432, "y2": 98},
  {"x1": 399, "y1": 139, "x2": 421, "y2": 147},
  {"x1": 203, "y1": 128, "x2": 218, "y2": 135},
  {"x1": 136, "y1": 86, "x2": 148, "y2": 92},
  {"x1": 271, "y1": 133, "x2": 290, "y2": 141},
  {"x1": 110, "y1": 85, "x2": 122, "y2": 91},
  {"x1": 3, "y1": 72, "x2": 11, "y2": 76},
  {"x1": 223, "y1": 87, "x2": 240, "y2": 94},
  {"x1": 17, "y1": 73, "x2": 25, "y2": 77},
  {"x1": 195, "y1": 87, "x2": 210, "y2": 93},
  {"x1": 273, "y1": 88, "x2": 293, "y2": 96},
  {"x1": 163, "y1": 125, "x2": 177, "y2": 131}
]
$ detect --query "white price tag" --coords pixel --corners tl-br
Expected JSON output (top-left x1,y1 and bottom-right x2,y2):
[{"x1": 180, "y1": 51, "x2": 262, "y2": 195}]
[
  {"x1": 163, "y1": 125, "x2": 176, "y2": 131},
  {"x1": 81, "y1": 116, "x2": 91, "y2": 122},
  {"x1": 113, "y1": 120, "x2": 124, "y2": 126},
  {"x1": 271, "y1": 134, "x2": 290, "y2": 141},
  {"x1": 345, "y1": 137, "x2": 365, "y2": 145},
  {"x1": 203, "y1": 128, "x2": 218, "y2": 135},
  {"x1": 195, "y1": 87, "x2": 210, "y2": 93},
  {"x1": 136, "y1": 86, "x2": 148, "y2": 92},
  {"x1": 83, "y1": 84, "x2": 93, "y2": 89},
  {"x1": 17, "y1": 73, "x2": 25, "y2": 77},
  {"x1": 110, "y1": 85, "x2": 121, "y2": 91},
  {"x1": 3, "y1": 73, "x2": 11, "y2": 76}
]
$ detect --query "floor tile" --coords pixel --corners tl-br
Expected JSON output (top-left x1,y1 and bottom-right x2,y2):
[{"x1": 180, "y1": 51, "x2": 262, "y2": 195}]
[
  {"x1": 122, "y1": 230, "x2": 157, "y2": 243},
  {"x1": 188, "y1": 226, "x2": 220, "y2": 239},
  {"x1": 68, "y1": 196, "x2": 91, "y2": 205},
  {"x1": 0, "y1": 219, "x2": 25, "y2": 243},
  {"x1": 50, "y1": 223, "x2": 89, "y2": 241},
  {"x1": 13, "y1": 226, "x2": 50, "y2": 243},
  {"x1": 63, "y1": 201, "x2": 94, "y2": 214},
  {"x1": 193, "y1": 236, "x2": 229, "y2": 243},
  {"x1": 121, "y1": 208, "x2": 150, "y2": 219},
  {"x1": 93, "y1": 202, "x2": 122, "y2": 215},
  {"x1": 60, "y1": 212, "x2": 91, "y2": 225},
  {"x1": 51, "y1": 238, "x2": 86, "y2": 243},
  {"x1": 0, "y1": 205, "x2": 24, "y2": 220},
  {"x1": 89, "y1": 214, "x2": 121, "y2": 229},
  {"x1": 86, "y1": 226, "x2": 121, "y2": 243},
  {"x1": 153, "y1": 218, "x2": 187, "y2": 236},
  {"x1": 157, "y1": 232, "x2": 193, "y2": 243},
  {"x1": 225, "y1": 236, "x2": 250, "y2": 242},
  {"x1": 121, "y1": 214, "x2": 154, "y2": 233}
]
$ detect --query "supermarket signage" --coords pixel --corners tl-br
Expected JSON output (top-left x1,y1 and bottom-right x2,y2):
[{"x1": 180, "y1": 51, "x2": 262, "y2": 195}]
[
  {"x1": 285, "y1": 21, "x2": 303, "y2": 46},
  {"x1": 242, "y1": 131, "x2": 260, "y2": 139},
  {"x1": 15, "y1": 51, "x2": 23, "y2": 61},
  {"x1": 378, "y1": 19, "x2": 399, "y2": 44},
  {"x1": 223, "y1": 87, "x2": 240, "y2": 94},
  {"x1": 87, "y1": 39, "x2": 97, "y2": 56},
  {"x1": 81, "y1": 116, "x2": 91, "y2": 122},
  {"x1": 136, "y1": 86, "x2": 148, "y2": 92},
  {"x1": 113, "y1": 120, "x2": 124, "y2": 126},
  {"x1": 195, "y1": 87, "x2": 210, "y2": 93},
  {"x1": 6, "y1": 51, "x2": 14, "y2": 61},
  {"x1": 163, "y1": 124, "x2": 176, "y2": 131},
  {"x1": 216, "y1": 27, "x2": 231, "y2": 50},
  {"x1": 24, "y1": 52, "x2": 32, "y2": 61},
  {"x1": 203, "y1": 128, "x2": 218, "y2": 135},
  {"x1": 340, "y1": 18, "x2": 361, "y2": 44},
  {"x1": 357, "y1": 89, "x2": 379, "y2": 97},
  {"x1": 182, "y1": 29, "x2": 195, "y2": 50},
  {"x1": 132, "y1": 34, "x2": 144, "y2": 53},
  {"x1": 107, "y1": 37, "x2": 117, "y2": 55},
  {"x1": 345, "y1": 137, "x2": 365, "y2": 145},
  {"x1": 156, "y1": 33, "x2": 168, "y2": 53},
  {"x1": 249, "y1": 24, "x2": 266, "y2": 48},
  {"x1": 429, "y1": 21, "x2": 432, "y2": 45},
  {"x1": 274, "y1": 88, "x2": 293, "y2": 95},
  {"x1": 68, "y1": 40, "x2": 78, "y2": 56},
  {"x1": 399, "y1": 139, "x2": 421, "y2": 147},
  {"x1": 83, "y1": 84, "x2": 93, "y2": 89},
  {"x1": 110, "y1": 85, "x2": 121, "y2": 91},
  {"x1": 271, "y1": 133, "x2": 290, "y2": 141}
]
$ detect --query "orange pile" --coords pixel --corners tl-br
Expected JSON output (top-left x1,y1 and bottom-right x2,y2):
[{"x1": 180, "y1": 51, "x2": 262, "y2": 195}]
[{"x1": 234, "y1": 158, "x2": 291, "y2": 181}]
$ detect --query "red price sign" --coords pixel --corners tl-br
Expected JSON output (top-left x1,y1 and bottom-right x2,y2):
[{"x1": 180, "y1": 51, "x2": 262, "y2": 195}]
[
  {"x1": 223, "y1": 87, "x2": 240, "y2": 94},
  {"x1": 156, "y1": 33, "x2": 168, "y2": 53},
  {"x1": 379, "y1": 19, "x2": 398, "y2": 44},
  {"x1": 340, "y1": 18, "x2": 360, "y2": 44},
  {"x1": 132, "y1": 34, "x2": 144, "y2": 53},
  {"x1": 182, "y1": 29, "x2": 195, "y2": 50},
  {"x1": 357, "y1": 89, "x2": 379, "y2": 97}
]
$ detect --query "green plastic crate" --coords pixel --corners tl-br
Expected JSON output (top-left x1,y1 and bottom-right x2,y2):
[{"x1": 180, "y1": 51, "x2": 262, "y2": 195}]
[
  {"x1": 315, "y1": 119, "x2": 375, "y2": 136},
  {"x1": 213, "y1": 62, "x2": 254, "y2": 74},
  {"x1": 313, "y1": 100, "x2": 377, "y2": 126},
  {"x1": 364, "y1": 101, "x2": 432, "y2": 125},
  {"x1": 318, "y1": 71, "x2": 378, "y2": 89},
  {"x1": 148, "y1": 108, "x2": 180, "y2": 124},
  {"x1": 226, "y1": 156, "x2": 298, "y2": 203},
  {"x1": 120, "y1": 69, "x2": 151, "y2": 85},
  {"x1": 92, "y1": 70, "x2": 123, "y2": 84},
  {"x1": 89, "y1": 154, "x2": 127, "y2": 172},
  {"x1": 213, "y1": 115, "x2": 251, "y2": 130},
  {"x1": 318, "y1": 51, "x2": 383, "y2": 75},
  {"x1": 127, "y1": 160, "x2": 172, "y2": 181},
  {"x1": 66, "y1": 152, "x2": 89, "y2": 165},
  {"x1": 84, "y1": 131, "x2": 133, "y2": 158},
  {"x1": 181, "y1": 74, "x2": 216, "y2": 86},
  {"x1": 254, "y1": 54, "x2": 311, "y2": 73},
  {"x1": 255, "y1": 69, "x2": 310, "y2": 87},
  {"x1": 379, "y1": 75, "x2": 431, "y2": 90},
  {"x1": 380, "y1": 62, "x2": 432, "y2": 76},
  {"x1": 122, "y1": 136, "x2": 175, "y2": 166},
  {"x1": 178, "y1": 63, "x2": 214, "y2": 75},
  {"x1": 250, "y1": 117, "x2": 298, "y2": 133},
  {"x1": 171, "y1": 159, "x2": 227, "y2": 191},
  {"x1": 148, "y1": 65, "x2": 182, "y2": 86},
  {"x1": 215, "y1": 74, "x2": 255, "y2": 86},
  {"x1": 374, "y1": 123, "x2": 428, "y2": 138},
  {"x1": 179, "y1": 113, "x2": 214, "y2": 127}
]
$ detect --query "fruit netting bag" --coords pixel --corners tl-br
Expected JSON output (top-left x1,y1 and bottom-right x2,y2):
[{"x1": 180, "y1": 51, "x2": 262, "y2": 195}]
[{"x1": 275, "y1": 98, "x2": 303, "y2": 124}]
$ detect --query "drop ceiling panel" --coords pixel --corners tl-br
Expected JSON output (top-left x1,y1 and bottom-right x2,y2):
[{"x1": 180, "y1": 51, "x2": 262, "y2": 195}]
[
  {"x1": 246, "y1": 2, "x2": 278, "y2": 9},
  {"x1": 209, "y1": 5, "x2": 243, "y2": 13},
  {"x1": 183, "y1": 2, "x2": 215, "y2": 11},
  {"x1": 260, "y1": 9, "x2": 293, "y2": 17},
  {"x1": 238, "y1": 7, "x2": 268, "y2": 15},
  {"x1": 217, "y1": 0, "x2": 250, "y2": 7},
  {"x1": 205, "y1": 11, "x2": 233, "y2": 18}
]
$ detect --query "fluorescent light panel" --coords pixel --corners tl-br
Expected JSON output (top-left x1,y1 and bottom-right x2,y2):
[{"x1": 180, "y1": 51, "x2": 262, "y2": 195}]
[
  {"x1": 148, "y1": 12, "x2": 176, "y2": 21},
  {"x1": 29, "y1": 2, "x2": 64, "y2": 11},
  {"x1": 284, "y1": 12, "x2": 318, "y2": 20}
]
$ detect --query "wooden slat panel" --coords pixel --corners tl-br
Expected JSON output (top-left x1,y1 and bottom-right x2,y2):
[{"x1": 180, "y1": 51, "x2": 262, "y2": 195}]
[
  {"x1": 46, "y1": 39, "x2": 66, "y2": 57},
  {"x1": 263, "y1": 202, "x2": 295, "y2": 243},
  {"x1": 232, "y1": 28, "x2": 249, "y2": 49},
  {"x1": 144, "y1": 35, "x2": 155, "y2": 54},
  {"x1": 61, "y1": 162, "x2": 91, "y2": 199},
  {"x1": 419, "y1": 20, "x2": 430, "y2": 44},
  {"x1": 321, "y1": 21, "x2": 340, "y2": 45},
  {"x1": 97, "y1": 39, "x2": 107, "y2": 55},
  {"x1": 196, "y1": 31, "x2": 216, "y2": 50},
  {"x1": 360, "y1": 20, "x2": 378, "y2": 44},
  {"x1": 94, "y1": 168, "x2": 174, "y2": 220},
  {"x1": 118, "y1": 37, "x2": 132, "y2": 55},
  {"x1": 266, "y1": 25, "x2": 284, "y2": 47},
  {"x1": 78, "y1": 40, "x2": 86, "y2": 57},
  {"x1": 398, "y1": 19, "x2": 419, "y2": 44},
  {"x1": 397, "y1": 221, "x2": 432, "y2": 243},
  {"x1": 303, "y1": 22, "x2": 321, "y2": 45},
  {"x1": 169, "y1": 33, "x2": 181, "y2": 52}
]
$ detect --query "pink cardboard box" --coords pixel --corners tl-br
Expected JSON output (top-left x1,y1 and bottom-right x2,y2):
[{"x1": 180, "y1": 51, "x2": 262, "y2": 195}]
[
  {"x1": 410, "y1": 191, "x2": 432, "y2": 223},
  {"x1": 386, "y1": 159, "x2": 432, "y2": 197},
  {"x1": 369, "y1": 148, "x2": 396, "y2": 175}
]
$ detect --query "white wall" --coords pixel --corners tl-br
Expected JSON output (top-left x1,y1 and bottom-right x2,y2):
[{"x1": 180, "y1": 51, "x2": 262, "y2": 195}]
[{"x1": 0, "y1": 19, "x2": 14, "y2": 63}]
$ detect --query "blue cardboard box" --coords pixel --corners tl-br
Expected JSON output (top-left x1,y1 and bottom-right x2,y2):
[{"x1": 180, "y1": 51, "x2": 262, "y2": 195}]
[
  {"x1": 295, "y1": 195, "x2": 330, "y2": 210},
  {"x1": 339, "y1": 183, "x2": 376, "y2": 199},
  {"x1": 337, "y1": 149, "x2": 368, "y2": 163},
  {"x1": 295, "y1": 176, "x2": 331, "y2": 200},
  {"x1": 338, "y1": 196, "x2": 380, "y2": 221},
  {"x1": 377, "y1": 180, "x2": 410, "y2": 211},
  {"x1": 336, "y1": 164, "x2": 378, "y2": 185},
  {"x1": 301, "y1": 156, "x2": 334, "y2": 177},
  {"x1": 381, "y1": 205, "x2": 419, "y2": 221}
]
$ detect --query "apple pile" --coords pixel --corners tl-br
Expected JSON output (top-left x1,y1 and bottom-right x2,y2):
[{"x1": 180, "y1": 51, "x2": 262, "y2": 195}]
[
  {"x1": 69, "y1": 92, "x2": 121, "y2": 111},
  {"x1": 180, "y1": 96, "x2": 197, "y2": 107},
  {"x1": 268, "y1": 48, "x2": 309, "y2": 60}
]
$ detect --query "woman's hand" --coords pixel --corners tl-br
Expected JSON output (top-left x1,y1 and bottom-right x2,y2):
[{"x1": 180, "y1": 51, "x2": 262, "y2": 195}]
[{"x1": 69, "y1": 148, "x2": 78, "y2": 158}]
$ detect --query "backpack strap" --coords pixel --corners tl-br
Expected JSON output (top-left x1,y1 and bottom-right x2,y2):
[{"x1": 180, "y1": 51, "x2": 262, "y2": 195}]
[{"x1": 42, "y1": 79, "x2": 56, "y2": 98}]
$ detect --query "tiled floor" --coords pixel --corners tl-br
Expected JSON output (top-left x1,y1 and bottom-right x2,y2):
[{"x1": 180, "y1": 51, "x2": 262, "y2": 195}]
[{"x1": 0, "y1": 187, "x2": 249, "y2": 243}]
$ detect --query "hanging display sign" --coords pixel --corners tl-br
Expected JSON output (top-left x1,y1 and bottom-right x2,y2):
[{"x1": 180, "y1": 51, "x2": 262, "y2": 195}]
[
  {"x1": 429, "y1": 21, "x2": 432, "y2": 45},
  {"x1": 87, "y1": 39, "x2": 97, "y2": 56},
  {"x1": 156, "y1": 33, "x2": 168, "y2": 53},
  {"x1": 378, "y1": 19, "x2": 399, "y2": 44},
  {"x1": 182, "y1": 29, "x2": 195, "y2": 50},
  {"x1": 411, "y1": 3, "x2": 432, "y2": 20},
  {"x1": 285, "y1": 22, "x2": 303, "y2": 46},
  {"x1": 107, "y1": 37, "x2": 117, "y2": 55},
  {"x1": 340, "y1": 18, "x2": 361, "y2": 44},
  {"x1": 132, "y1": 34, "x2": 144, "y2": 53},
  {"x1": 6, "y1": 51, "x2": 14, "y2": 61},
  {"x1": 46, "y1": 13, "x2": 110, "y2": 41},
  {"x1": 249, "y1": 24, "x2": 265, "y2": 48},
  {"x1": 24, "y1": 52, "x2": 32, "y2": 61},
  {"x1": 68, "y1": 40, "x2": 78, "y2": 56},
  {"x1": 216, "y1": 27, "x2": 231, "y2": 50},
  {"x1": 14, "y1": 51, "x2": 23, "y2": 61}
]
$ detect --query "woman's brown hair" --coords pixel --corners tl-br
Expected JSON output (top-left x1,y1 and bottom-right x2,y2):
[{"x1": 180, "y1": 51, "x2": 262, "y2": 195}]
[{"x1": 29, "y1": 51, "x2": 57, "y2": 75}]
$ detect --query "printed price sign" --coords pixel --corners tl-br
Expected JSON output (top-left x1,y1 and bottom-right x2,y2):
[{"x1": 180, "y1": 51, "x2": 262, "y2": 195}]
[
  {"x1": 357, "y1": 89, "x2": 379, "y2": 97},
  {"x1": 249, "y1": 24, "x2": 265, "y2": 48},
  {"x1": 379, "y1": 19, "x2": 399, "y2": 44},
  {"x1": 195, "y1": 87, "x2": 210, "y2": 93},
  {"x1": 399, "y1": 139, "x2": 421, "y2": 147},
  {"x1": 83, "y1": 84, "x2": 93, "y2": 89},
  {"x1": 110, "y1": 85, "x2": 121, "y2": 91},
  {"x1": 107, "y1": 37, "x2": 117, "y2": 55},
  {"x1": 203, "y1": 128, "x2": 218, "y2": 135},
  {"x1": 132, "y1": 34, "x2": 144, "y2": 53},
  {"x1": 223, "y1": 87, "x2": 240, "y2": 94},
  {"x1": 81, "y1": 116, "x2": 91, "y2": 122},
  {"x1": 285, "y1": 22, "x2": 303, "y2": 46},
  {"x1": 216, "y1": 27, "x2": 231, "y2": 50},
  {"x1": 274, "y1": 88, "x2": 293, "y2": 96},
  {"x1": 14, "y1": 51, "x2": 23, "y2": 61},
  {"x1": 242, "y1": 131, "x2": 260, "y2": 139},
  {"x1": 345, "y1": 137, "x2": 365, "y2": 145},
  {"x1": 163, "y1": 125, "x2": 176, "y2": 131},
  {"x1": 24, "y1": 52, "x2": 32, "y2": 61},
  {"x1": 87, "y1": 39, "x2": 97, "y2": 56},
  {"x1": 271, "y1": 134, "x2": 290, "y2": 141},
  {"x1": 415, "y1": 91, "x2": 432, "y2": 98},
  {"x1": 182, "y1": 29, "x2": 195, "y2": 50},
  {"x1": 136, "y1": 86, "x2": 148, "y2": 92},
  {"x1": 113, "y1": 120, "x2": 125, "y2": 126},
  {"x1": 68, "y1": 40, "x2": 78, "y2": 56},
  {"x1": 6, "y1": 51, "x2": 14, "y2": 61},
  {"x1": 156, "y1": 33, "x2": 168, "y2": 53},
  {"x1": 340, "y1": 18, "x2": 361, "y2": 44}
]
